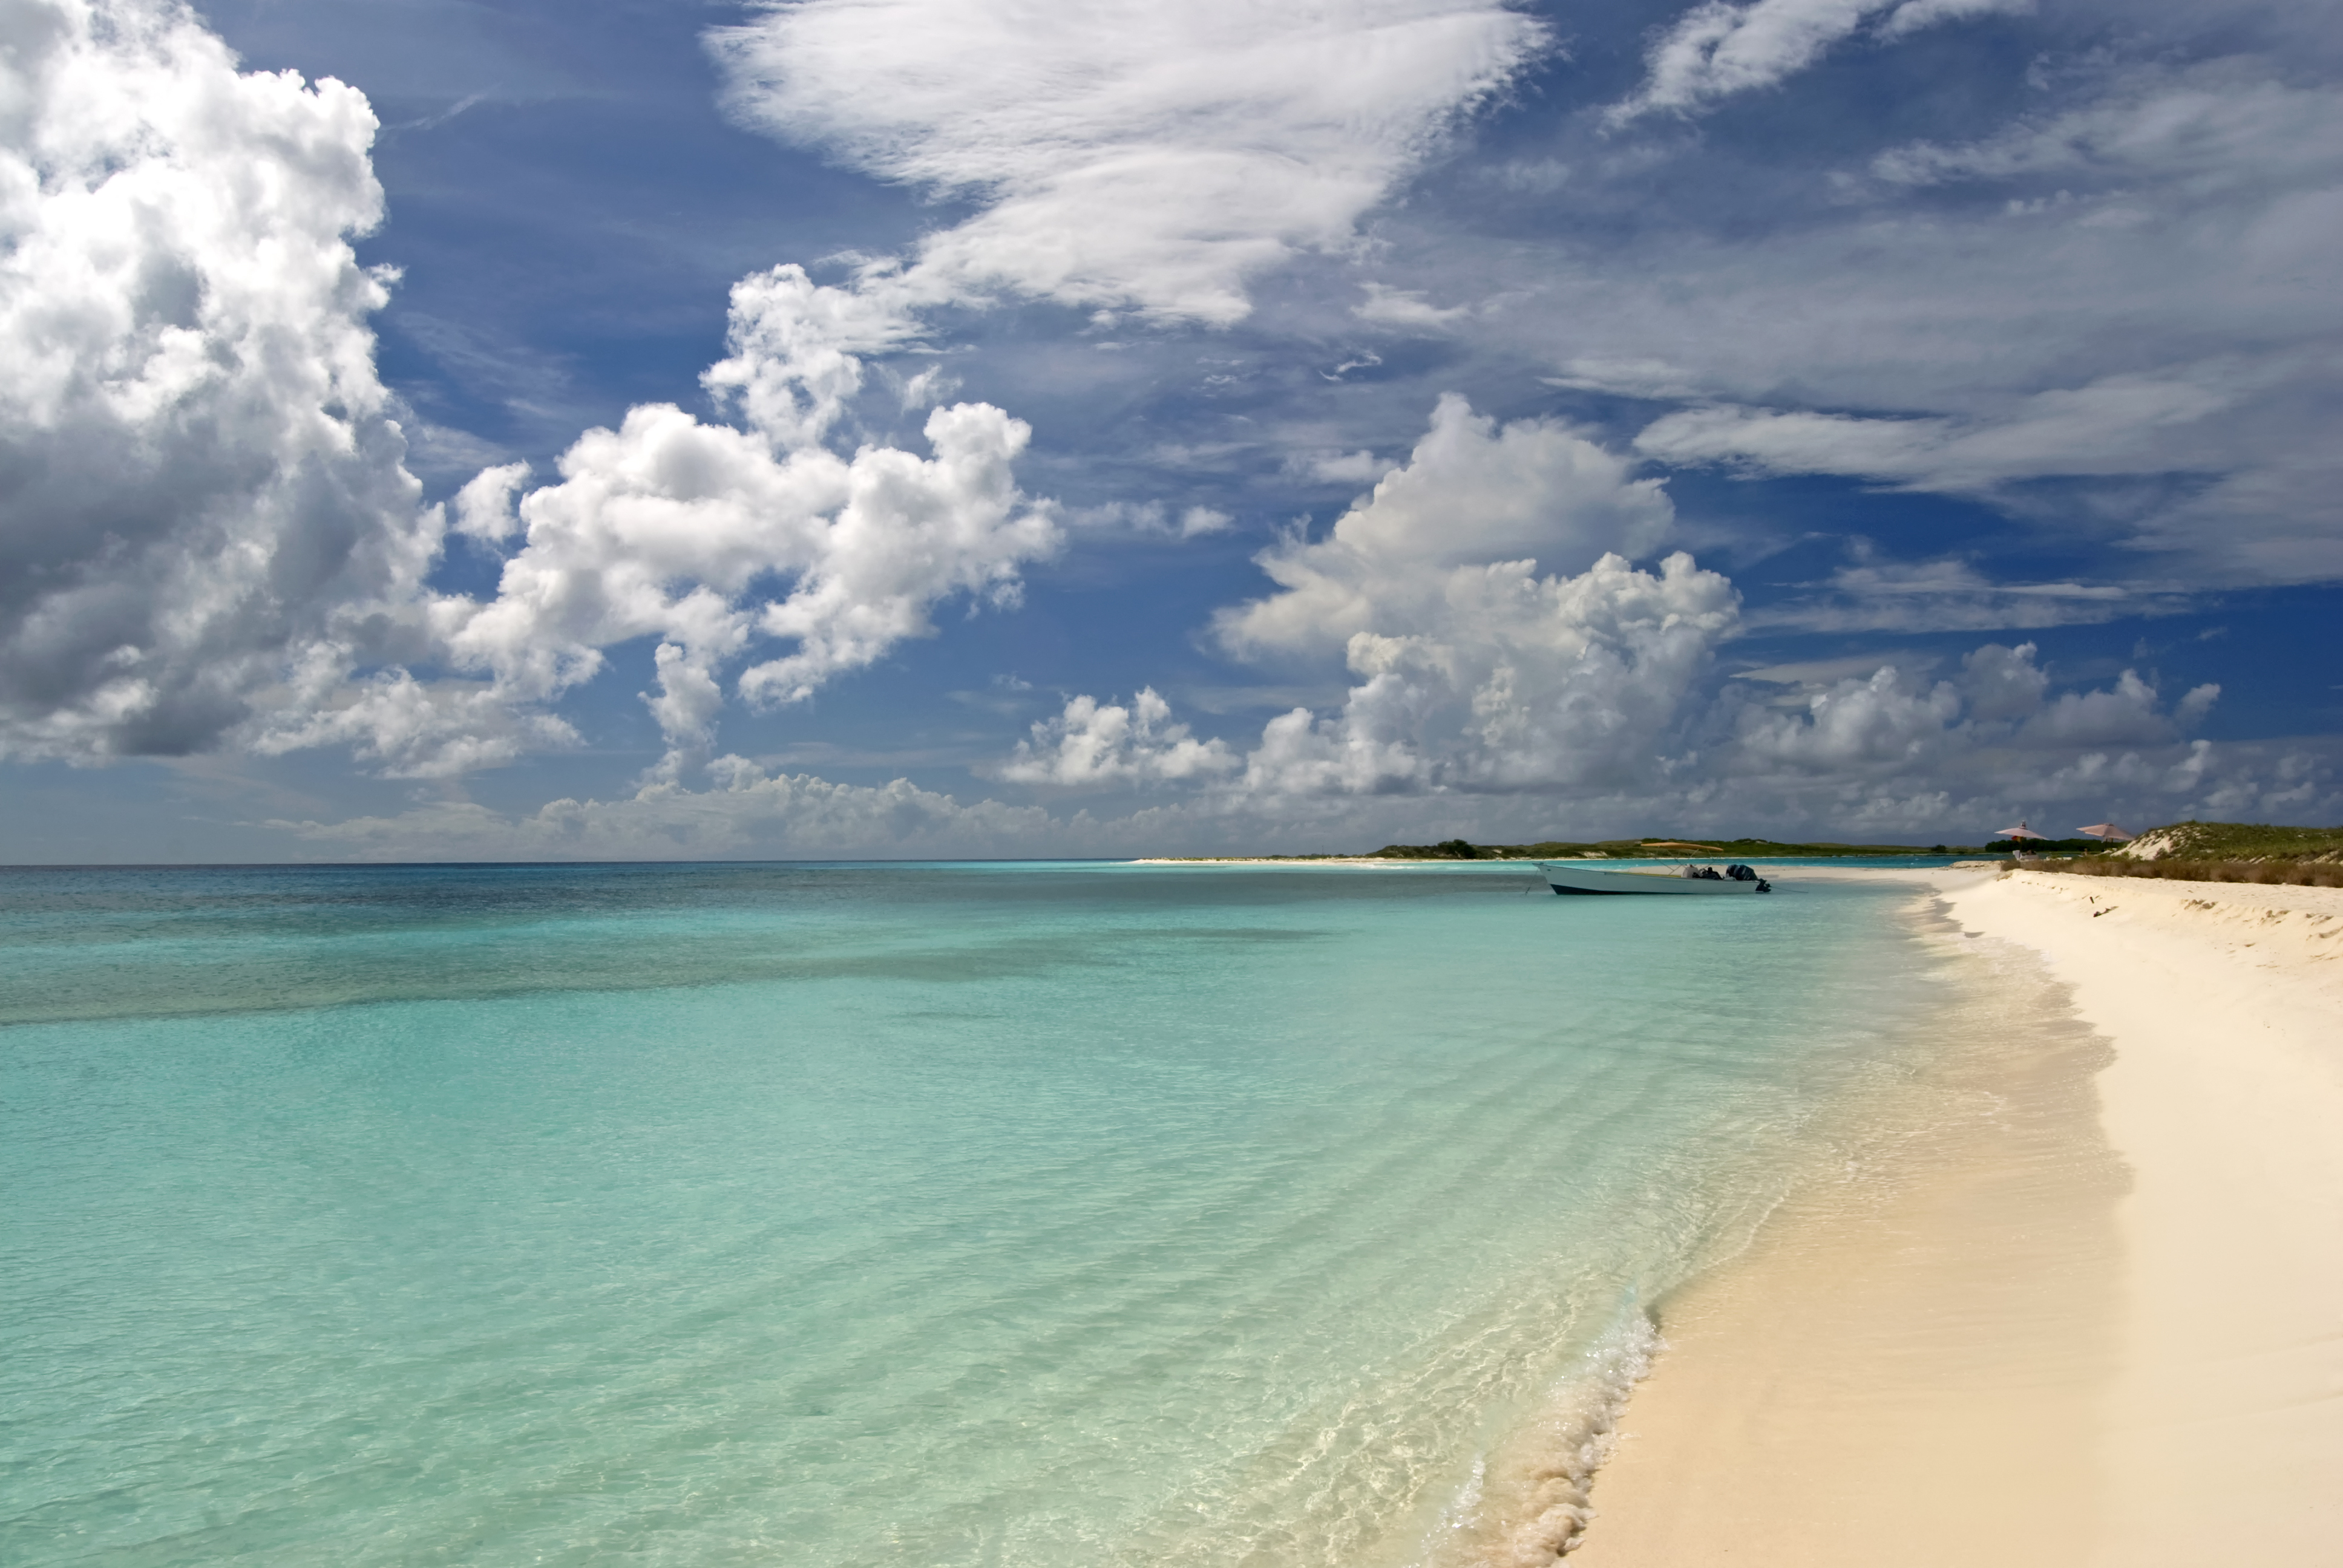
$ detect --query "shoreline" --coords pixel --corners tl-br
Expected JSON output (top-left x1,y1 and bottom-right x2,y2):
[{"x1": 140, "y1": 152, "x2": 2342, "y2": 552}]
[
  {"x1": 1570, "y1": 865, "x2": 2343, "y2": 1566},
  {"x1": 1120, "y1": 856, "x2": 2001, "y2": 870}
]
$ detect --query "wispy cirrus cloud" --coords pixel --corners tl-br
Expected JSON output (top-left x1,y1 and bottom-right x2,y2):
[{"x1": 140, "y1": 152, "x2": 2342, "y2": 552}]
[
  {"x1": 1632, "y1": 369, "x2": 2240, "y2": 493},
  {"x1": 709, "y1": 0, "x2": 1547, "y2": 325},
  {"x1": 1441, "y1": 42, "x2": 2343, "y2": 589},
  {"x1": 1745, "y1": 557, "x2": 2161, "y2": 635},
  {"x1": 1866, "y1": 71, "x2": 2343, "y2": 191},
  {"x1": 1607, "y1": 0, "x2": 2028, "y2": 125}
]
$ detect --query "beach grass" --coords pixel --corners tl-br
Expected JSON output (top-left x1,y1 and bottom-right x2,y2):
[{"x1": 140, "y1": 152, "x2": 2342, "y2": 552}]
[
  {"x1": 2031, "y1": 856, "x2": 2343, "y2": 888},
  {"x1": 2026, "y1": 819, "x2": 2343, "y2": 887},
  {"x1": 2115, "y1": 818, "x2": 2343, "y2": 862}
]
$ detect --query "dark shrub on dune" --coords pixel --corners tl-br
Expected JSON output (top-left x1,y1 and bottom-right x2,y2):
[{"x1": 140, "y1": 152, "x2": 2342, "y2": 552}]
[{"x1": 2031, "y1": 857, "x2": 2343, "y2": 889}]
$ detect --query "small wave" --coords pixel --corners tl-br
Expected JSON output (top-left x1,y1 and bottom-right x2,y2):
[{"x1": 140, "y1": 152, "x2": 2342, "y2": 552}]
[{"x1": 1420, "y1": 1309, "x2": 1663, "y2": 1566}]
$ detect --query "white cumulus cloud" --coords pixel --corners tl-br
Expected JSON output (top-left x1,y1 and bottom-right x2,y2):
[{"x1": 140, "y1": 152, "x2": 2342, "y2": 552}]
[
  {"x1": 965, "y1": 397, "x2": 2258, "y2": 835},
  {"x1": 367, "y1": 0, "x2": 1556, "y2": 781},
  {"x1": 1188, "y1": 396, "x2": 1735, "y2": 797},
  {"x1": 1232, "y1": 550, "x2": 1740, "y2": 796},
  {"x1": 1728, "y1": 641, "x2": 2217, "y2": 781},
  {"x1": 0, "y1": 7, "x2": 1073, "y2": 782},
  {"x1": 997, "y1": 688, "x2": 1239, "y2": 788},
  {"x1": 0, "y1": 0, "x2": 439, "y2": 763},
  {"x1": 1217, "y1": 394, "x2": 1678, "y2": 661},
  {"x1": 426, "y1": 284, "x2": 1061, "y2": 780}
]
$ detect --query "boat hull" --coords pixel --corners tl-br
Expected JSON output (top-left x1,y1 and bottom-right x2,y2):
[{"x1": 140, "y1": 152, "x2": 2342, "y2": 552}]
[{"x1": 1539, "y1": 862, "x2": 1771, "y2": 895}]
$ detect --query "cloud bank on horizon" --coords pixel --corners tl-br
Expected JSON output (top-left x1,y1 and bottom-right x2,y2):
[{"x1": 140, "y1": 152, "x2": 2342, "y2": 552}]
[{"x1": 1, "y1": 0, "x2": 2337, "y2": 859}]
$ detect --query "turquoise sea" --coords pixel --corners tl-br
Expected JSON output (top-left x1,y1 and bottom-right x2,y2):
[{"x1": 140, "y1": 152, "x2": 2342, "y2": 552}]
[{"x1": 1, "y1": 860, "x2": 1967, "y2": 1566}]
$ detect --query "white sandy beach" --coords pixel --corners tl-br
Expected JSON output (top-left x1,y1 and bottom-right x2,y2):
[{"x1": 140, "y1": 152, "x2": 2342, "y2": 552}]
[{"x1": 1572, "y1": 865, "x2": 2343, "y2": 1566}]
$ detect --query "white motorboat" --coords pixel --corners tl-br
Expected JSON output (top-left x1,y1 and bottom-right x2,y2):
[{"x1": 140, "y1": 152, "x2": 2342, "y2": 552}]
[{"x1": 1540, "y1": 861, "x2": 1773, "y2": 895}]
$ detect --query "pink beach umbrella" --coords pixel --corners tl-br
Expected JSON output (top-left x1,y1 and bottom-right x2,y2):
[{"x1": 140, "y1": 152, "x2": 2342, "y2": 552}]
[
  {"x1": 2077, "y1": 823, "x2": 2133, "y2": 842},
  {"x1": 1994, "y1": 820, "x2": 2050, "y2": 840}
]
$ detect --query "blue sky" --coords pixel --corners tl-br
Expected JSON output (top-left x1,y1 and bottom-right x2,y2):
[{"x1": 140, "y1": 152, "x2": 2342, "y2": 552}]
[{"x1": 3, "y1": 0, "x2": 2338, "y2": 860}]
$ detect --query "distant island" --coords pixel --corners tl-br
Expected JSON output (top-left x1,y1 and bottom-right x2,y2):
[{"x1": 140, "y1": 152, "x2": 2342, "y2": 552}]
[
  {"x1": 1360, "y1": 835, "x2": 2016, "y2": 859},
  {"x1": 1145, "y1": 821, "x2": 2343, "y2": 884},
  {"x1": 1149, "y1": 835, "x2": 2040, "y2": 862}
]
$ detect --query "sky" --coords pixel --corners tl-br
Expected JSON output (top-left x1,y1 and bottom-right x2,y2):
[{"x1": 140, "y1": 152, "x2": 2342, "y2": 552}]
[{"x1": 2, "y1": 0, "x2": 2339, "y2": 861}]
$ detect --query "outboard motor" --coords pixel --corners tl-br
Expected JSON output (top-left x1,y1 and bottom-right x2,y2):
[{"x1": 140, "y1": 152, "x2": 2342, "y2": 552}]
[{"x1": 1726, "y1": 864, "x2": 1757, "y2": 881}]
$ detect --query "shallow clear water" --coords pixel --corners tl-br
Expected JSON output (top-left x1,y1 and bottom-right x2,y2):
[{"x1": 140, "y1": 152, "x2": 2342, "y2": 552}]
[{"x1": 1, "y1": 861, "x2": 1948, "y2": 1566}]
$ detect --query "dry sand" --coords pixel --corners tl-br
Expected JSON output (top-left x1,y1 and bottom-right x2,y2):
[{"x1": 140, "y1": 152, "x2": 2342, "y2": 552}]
[{"x1": 1569, "y1": 866, "x2": 2343, "y2": 1567}]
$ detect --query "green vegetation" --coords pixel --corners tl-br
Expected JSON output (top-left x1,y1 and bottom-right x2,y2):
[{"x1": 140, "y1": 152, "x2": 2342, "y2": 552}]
[
  {"x1": 1378, "y1": 838, "x2": 1496, "y2": 859},
  {"x1": 2026, "y1": 820, "x2": 2343, "y2": 889},
  {"x1": 2116, "y1": 820, "x2": 2343, "y2": 863},
  {"x1": 2035, "y1": 857, "x2": 2343, "y2": 889}
]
